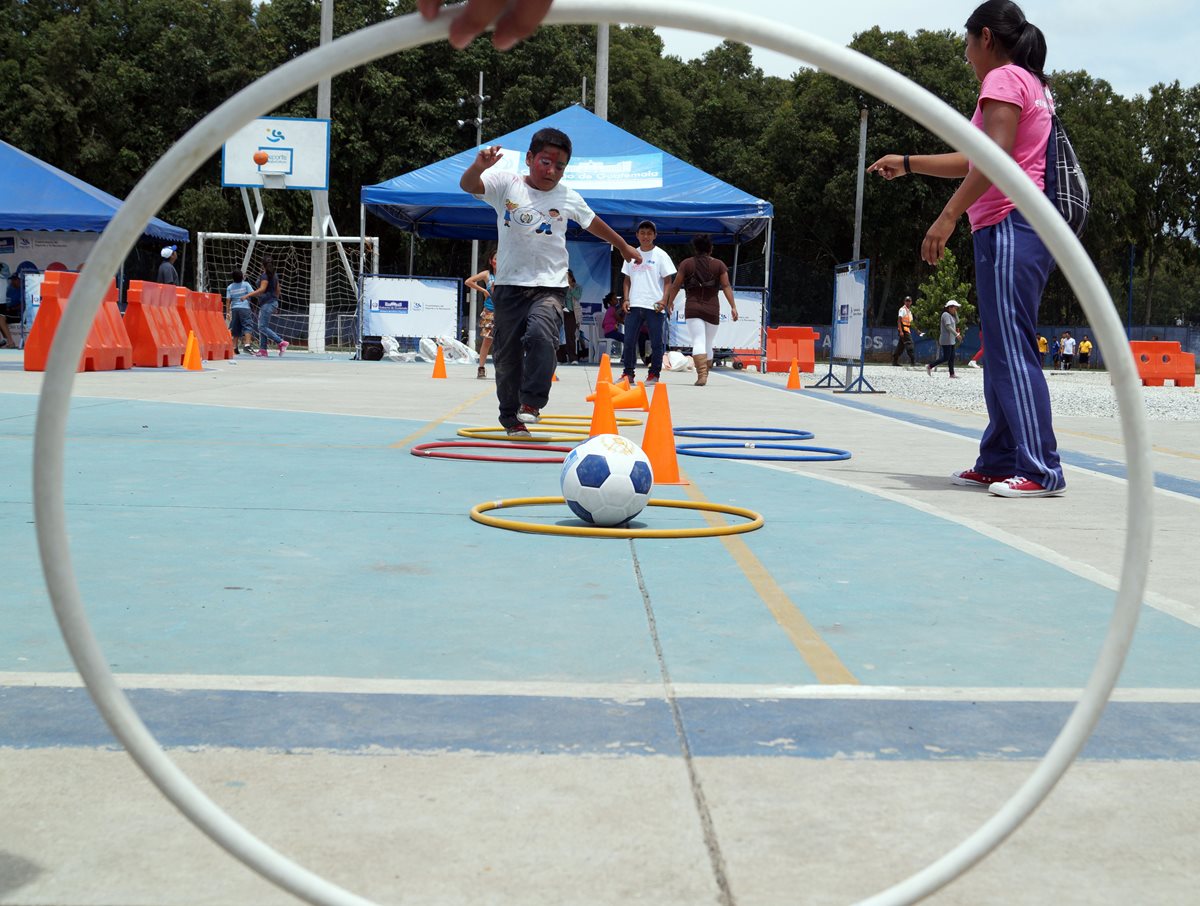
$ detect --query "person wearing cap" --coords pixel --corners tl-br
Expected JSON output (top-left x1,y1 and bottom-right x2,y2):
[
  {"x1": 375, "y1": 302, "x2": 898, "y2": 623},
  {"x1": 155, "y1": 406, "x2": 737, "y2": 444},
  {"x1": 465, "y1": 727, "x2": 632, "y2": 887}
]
[
  {"x1": 157, "y1": 246, "x2": 180, "y2": 285},
  {"x1": 892, "y1": 295, "x2": 919, "y2": 367},
  {"x1": 620, "y1": 220, "x2": 676, "y2": 384},
  {"x1": 925, "y1": 299, "x2": 962, "y2": 378}
]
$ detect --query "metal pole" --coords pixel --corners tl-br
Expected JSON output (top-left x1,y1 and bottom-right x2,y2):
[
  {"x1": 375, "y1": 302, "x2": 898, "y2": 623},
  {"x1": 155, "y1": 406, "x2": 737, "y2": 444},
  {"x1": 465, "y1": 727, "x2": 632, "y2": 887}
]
[
  {"x1": 595, "y1": 25, "x2": 609, "y2": 120},
  {"x1": 853, "y1": 104, "x2": 868, "y2": 260},
  {"x1": 461, "y1": 71, "x2": 487, "y2": 349},
  {"x1": 307, "y1": 0, "x2": 334, "y2": 354},
  {"x1": 1126, "y1": 243, "x2": 1135, "y2": 337}
]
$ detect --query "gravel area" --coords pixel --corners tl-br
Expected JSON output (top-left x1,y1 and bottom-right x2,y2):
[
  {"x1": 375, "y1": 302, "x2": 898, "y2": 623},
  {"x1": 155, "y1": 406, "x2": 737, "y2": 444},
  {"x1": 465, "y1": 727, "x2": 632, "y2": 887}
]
[{"x1": 824, "y1": 363, "x2": 1200, "y2": 421}]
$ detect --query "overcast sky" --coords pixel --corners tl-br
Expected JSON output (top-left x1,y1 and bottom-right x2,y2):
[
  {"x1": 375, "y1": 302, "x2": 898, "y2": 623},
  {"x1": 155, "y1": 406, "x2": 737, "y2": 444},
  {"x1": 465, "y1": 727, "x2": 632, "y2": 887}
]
[{"x1": 652, "y1": 0, "x2": 1198, "y2": 100}]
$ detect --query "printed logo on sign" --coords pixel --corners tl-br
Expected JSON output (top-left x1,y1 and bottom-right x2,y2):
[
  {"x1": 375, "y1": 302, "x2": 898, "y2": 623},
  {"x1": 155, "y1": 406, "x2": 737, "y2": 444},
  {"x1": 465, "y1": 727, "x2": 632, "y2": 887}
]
[
  {"x1": 377, "y1": 299, "x2": 408, "y2": 313},
  {"x1": 0, "y1": 237, "x2": 13, "y2": 255},
  {"x1": 837, "y1": 304, "x2": 850, "y2": 323}
]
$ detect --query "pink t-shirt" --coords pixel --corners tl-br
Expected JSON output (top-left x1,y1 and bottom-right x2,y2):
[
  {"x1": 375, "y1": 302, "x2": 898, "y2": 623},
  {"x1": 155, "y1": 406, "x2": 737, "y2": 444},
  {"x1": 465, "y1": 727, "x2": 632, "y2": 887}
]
[{"x1": 966, "y1": 64, "x2": 1053, "y2": 231}]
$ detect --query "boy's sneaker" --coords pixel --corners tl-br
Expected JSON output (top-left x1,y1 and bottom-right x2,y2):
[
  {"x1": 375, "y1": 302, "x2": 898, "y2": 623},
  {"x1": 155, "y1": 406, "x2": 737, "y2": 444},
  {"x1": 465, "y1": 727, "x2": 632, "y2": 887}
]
[
  {"x1": 257, "y1": 349, "x2": 268, "y2": 357},
  {"x1": 951, "y1": 469, "x2": 1014, "y2": 488},
  {"x1": 925, "y1": 364, "x2": 933, "y2": 375},
  {"x1": 505, "y1": 424, "x2": 532, "y2": 438},
  {"x1": 517, "y1": 404, "x2": 540, "y2": 424},
  {"x1": 989, "y1": 476, "x2": 1063, "y2": 498},
  {"x1": 645, "y1": 374, "x2": 659, "y2": 384},
  {"x1": 278, "y1": 341, "x2": 289, "y2": 356}
]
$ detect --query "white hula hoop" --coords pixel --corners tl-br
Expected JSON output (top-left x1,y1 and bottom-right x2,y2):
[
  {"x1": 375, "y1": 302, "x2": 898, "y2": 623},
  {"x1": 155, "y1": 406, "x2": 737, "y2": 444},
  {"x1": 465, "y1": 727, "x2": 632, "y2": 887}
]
[{"x1": 34, "y1": 2, "x2": 1152, "y2": 904}]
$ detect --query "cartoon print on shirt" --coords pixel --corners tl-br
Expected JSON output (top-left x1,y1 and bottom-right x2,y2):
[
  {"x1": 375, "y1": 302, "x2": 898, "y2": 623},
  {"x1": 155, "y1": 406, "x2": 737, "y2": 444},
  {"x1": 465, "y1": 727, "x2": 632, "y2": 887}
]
[{"x1": 502, "y1": 198, "x2": 519, "y2": 228}]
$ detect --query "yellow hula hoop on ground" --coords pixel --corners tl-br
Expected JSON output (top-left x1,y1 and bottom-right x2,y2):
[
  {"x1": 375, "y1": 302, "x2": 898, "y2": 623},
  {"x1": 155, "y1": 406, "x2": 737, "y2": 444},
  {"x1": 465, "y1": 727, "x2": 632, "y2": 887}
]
[
  {"x1": 458, "y1": 425, "x2": 592, "y2": 443},
  {"x1": 538, "y1": 414, "x2": 643, "y2": 427},
  {"x1": 470, "y1": 496, "x2": 764, "y2": 538}
]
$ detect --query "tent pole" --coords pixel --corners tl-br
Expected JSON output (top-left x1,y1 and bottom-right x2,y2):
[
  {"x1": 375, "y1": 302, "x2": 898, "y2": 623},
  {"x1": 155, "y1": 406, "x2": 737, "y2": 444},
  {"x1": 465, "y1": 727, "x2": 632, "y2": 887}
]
[
  {"x1": 763, "y1": 218, "x2": 774, "y2": 330},
  {"x1": 408, "y1": 233, "x2": 415, "y2": 275},
  {"x1": 732, "y1": 241, "x2": 740, "y2": 285},
  {"x1": 357, "y1": 204, "x2": 366, "y2": 360}
]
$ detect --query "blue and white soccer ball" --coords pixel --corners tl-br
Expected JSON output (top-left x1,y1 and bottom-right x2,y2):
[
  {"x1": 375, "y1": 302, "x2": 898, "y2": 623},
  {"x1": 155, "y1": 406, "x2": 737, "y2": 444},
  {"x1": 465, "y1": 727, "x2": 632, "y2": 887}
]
[{"x1": 560, "y1": 434, "x2": 654, "y2": 526}]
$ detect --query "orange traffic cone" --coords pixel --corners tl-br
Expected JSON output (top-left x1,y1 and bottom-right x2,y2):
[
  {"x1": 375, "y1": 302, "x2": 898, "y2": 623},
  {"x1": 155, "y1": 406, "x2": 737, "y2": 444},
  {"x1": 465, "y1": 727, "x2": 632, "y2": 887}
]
[
  {"x1": 611, "y1": 381, "x2": 650, "y2": 411},
  {"x1": 597, "y1": 353, "x2": 613, "y2": 385},
  {"x1": 641, "y1": 382, "x2": 685, "y2": 485},
  {"x1": 585, "y1": 381, "x2": 623, "y2": 402},
  {"x1": 552, "y1": 370, "x2": 559, "y2": 382},
  {"x1": 786, "y1": 358, "x2": 801, "y2": 390},
  {"x1": 183, "y1": 331, "x2": 203, "y2": 371},
  {"x1": 431, "y1": 344, "x2": 447, "y2": 379},
  {"x1": 588, "y1": 378, "x2": 619, "y2": 437}
]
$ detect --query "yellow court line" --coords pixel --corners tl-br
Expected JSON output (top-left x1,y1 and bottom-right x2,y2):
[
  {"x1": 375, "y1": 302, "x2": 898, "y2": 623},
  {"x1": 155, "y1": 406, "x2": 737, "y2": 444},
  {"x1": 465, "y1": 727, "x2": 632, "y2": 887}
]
[
  {"x1": 679, "y1": 470, "x2": 858, "y2": 685},
  {"x1": 389, "y1": 389, "x2": 494, "y2": 449}
]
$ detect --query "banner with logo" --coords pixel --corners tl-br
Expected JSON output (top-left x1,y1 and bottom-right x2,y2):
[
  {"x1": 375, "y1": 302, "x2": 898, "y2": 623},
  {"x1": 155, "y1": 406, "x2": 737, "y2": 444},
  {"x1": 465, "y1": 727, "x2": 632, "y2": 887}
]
[
  {"x1": 0, "y1": 231, "x2": 97, "y2": 281},
  {"x1": 361, "y1": 275, "x2": 459, "y2": 338},
  {"x1": 667, "y1": 288, "x2": 764, "y2": 350}
]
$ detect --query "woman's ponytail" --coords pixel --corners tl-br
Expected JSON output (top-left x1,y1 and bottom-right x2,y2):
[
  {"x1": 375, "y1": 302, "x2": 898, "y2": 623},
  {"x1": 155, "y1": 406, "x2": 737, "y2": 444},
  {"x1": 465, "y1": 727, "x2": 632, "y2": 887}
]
[{"x1": 966, "y1": 0, "x2": 1048, "y2": 84}]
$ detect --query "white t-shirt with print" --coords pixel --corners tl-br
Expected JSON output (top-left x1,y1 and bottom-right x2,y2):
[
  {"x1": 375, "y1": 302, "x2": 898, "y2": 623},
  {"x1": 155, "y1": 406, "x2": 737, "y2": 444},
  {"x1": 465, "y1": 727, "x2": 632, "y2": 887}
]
[
  {"x1": 477, "y1": 170, "x2": 595, "y2": 288},
  {"x1": 621, "y1": 246, "x2": 677, "y2": 310}
]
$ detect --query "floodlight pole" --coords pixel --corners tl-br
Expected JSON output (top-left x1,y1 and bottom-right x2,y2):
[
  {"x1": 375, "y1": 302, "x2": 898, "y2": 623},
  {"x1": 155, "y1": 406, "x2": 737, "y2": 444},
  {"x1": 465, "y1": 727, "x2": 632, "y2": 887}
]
[
  {"x1": 853, "y1": 102, "x2": 868, "y2": 260},
  {"x1": 458, "y1": 72, "x2": 488, "y2": 348},
  {"x1": 596, "y1": 25, "x2": 610, "y2": 120}
]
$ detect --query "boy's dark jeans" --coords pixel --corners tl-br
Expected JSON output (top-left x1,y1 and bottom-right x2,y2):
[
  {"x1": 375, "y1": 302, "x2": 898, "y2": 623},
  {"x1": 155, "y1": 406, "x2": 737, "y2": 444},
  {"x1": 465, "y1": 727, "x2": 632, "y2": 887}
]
[
  {"x1": 491, "y1": 284, "x2": 564, "y2": 428},
  {"x1": 620, "y1": 306, "x2": 666, "y2": 377}
]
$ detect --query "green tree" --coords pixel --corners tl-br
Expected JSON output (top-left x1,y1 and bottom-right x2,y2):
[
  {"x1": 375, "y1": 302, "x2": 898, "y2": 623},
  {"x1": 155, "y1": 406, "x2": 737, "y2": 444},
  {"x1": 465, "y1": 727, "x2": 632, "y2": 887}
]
[{"x1": 913, "y1": 247, "x2": 974, "y2": 337}]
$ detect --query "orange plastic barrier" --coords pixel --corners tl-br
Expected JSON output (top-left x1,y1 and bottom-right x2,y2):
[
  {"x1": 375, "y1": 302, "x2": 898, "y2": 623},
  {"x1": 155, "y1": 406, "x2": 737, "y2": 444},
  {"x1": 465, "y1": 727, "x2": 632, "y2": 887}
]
[
  {"x1": 175, "y1": 289, "x2": 233, "y2": 361},
  {"x1": 125, "y1": 281, "x2": 187, "y2": 367},
  {"x1": 766, "y1": 326, "x2": 820, "y2": 373},
  {"x1": 1130, "y1": 341, "x2": 1196, "y2": 387},
  {"x1": 23, "y1": 271, "x2": 132, "y2": 372},
  {"x1": 195, "y1": 291, "x2": 234, "y2": 360}
]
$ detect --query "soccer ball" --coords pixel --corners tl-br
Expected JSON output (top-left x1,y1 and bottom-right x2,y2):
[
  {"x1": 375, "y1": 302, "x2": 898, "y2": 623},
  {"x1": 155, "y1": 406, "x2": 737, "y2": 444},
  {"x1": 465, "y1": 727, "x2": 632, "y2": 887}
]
[{"x1": 560, "y1": 434, "x2": 654, "y2": 526}]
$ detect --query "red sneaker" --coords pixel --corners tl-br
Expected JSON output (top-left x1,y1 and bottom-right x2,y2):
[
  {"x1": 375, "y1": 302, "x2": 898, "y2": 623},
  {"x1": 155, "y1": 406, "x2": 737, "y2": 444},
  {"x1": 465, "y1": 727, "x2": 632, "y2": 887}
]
[
  {"x1": 516, "y1": 404, "x2": 541, "y2": 424},
  {"x1": 989, "y1": 476, "x2": 1064, "y2": 498},
  {"x1": 951, "y1": 469, "x2": 1014, "y2": 488},
  {"x1": 645, "y1": 374, "x2": 659, "y2": 384}
]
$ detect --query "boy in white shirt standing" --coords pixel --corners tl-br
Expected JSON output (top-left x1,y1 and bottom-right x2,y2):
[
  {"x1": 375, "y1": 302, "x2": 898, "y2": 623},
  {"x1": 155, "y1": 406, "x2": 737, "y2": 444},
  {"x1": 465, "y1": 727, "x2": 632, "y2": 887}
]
[
  {"x1": 620, "y1": 220, "x2": 676, "y2": 384},
  {"x1": 460, "y1": 128, "x2": 641, "y2": 436}
]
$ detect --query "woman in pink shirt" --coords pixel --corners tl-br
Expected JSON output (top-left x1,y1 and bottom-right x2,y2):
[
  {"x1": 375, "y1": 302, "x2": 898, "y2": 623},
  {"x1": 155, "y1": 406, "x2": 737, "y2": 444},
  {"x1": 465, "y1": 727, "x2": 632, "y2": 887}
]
[{"x1": 869, "y1": 0, "x2": 1064, "y2": 499}]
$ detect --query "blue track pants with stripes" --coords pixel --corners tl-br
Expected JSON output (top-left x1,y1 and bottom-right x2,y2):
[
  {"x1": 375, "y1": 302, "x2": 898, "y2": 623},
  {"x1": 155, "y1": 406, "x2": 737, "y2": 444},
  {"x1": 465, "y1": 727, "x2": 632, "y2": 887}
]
[{"x1": 973, "y1": 210, "x2": 1064, "y2": 491}]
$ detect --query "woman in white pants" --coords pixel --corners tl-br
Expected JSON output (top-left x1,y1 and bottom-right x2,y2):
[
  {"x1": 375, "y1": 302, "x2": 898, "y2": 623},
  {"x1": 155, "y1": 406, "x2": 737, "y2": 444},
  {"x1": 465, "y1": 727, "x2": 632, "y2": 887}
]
[{"x1": 666, "y1": 234, "x2": 738, "y2": 385}]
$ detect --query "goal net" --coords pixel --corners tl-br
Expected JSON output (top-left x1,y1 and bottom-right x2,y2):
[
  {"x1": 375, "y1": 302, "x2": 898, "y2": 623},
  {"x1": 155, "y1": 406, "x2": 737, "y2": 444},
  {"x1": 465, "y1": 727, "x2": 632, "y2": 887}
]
[{"x1": 197, "y1": 232, "x2": 379, "y2": 351}]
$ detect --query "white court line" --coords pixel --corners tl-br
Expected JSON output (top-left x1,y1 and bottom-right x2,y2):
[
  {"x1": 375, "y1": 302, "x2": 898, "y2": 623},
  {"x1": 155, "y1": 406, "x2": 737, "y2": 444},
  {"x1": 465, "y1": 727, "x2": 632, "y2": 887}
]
[
  {"x1": 745, "y1": 457, "x2": 1200, "y2": 629},
  {"x1": 761, "y1": 379, "x2": 1200, "y2": 507},
  {"x1": 3, "y1": 672, "x2": 1199, "y2": 702}
]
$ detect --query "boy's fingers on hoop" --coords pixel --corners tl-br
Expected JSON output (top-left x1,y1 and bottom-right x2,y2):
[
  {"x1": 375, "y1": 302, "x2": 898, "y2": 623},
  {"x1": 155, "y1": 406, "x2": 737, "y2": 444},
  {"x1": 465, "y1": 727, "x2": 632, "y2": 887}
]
[
  {"x1": 446, "y1": 0, "x2": 509, "y2": 48},
  {"x1": 493, "y1": 0, "x2": 555, "y2": 50}
]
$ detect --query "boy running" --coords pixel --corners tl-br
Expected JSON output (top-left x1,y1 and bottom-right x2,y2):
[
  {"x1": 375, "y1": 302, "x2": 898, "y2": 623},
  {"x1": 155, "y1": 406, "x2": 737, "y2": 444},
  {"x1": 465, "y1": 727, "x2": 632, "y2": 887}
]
[{"x1": 460, "y1": 128, "x2": 641, "y2": 436}]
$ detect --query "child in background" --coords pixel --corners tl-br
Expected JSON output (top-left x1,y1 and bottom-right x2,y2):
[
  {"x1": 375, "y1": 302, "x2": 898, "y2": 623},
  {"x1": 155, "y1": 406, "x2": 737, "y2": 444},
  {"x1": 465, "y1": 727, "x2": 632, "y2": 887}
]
[
  {"x1": 464, "y1": 248, "x2": 498, "y2": 379},
  {"x1": 225, "y1": 269, "x2": 256, "y2": 355}
]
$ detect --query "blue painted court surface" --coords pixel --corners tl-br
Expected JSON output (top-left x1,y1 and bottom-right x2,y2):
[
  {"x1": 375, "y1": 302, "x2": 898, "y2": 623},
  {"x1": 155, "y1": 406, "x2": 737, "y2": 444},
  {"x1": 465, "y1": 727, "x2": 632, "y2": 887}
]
[
  {"x1": 3, "y1": 383, "x2": 1199, "y2": 759},
  {"x1": 4, "y1": 357, "x2": 1200, "y2": 906}
]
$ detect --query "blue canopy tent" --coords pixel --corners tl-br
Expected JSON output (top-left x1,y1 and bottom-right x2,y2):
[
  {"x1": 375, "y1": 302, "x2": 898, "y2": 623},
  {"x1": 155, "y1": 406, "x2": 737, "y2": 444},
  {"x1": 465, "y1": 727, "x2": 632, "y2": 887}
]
[
  {"x1": 361, "y1": 105, "x2": 772, "y2": 248},
  {"x1": 360, "y1": 106, "x2": 774, "y2": 352},
  {"x1": 0, "y1": 140, "x2": 188, "y2": 242}
]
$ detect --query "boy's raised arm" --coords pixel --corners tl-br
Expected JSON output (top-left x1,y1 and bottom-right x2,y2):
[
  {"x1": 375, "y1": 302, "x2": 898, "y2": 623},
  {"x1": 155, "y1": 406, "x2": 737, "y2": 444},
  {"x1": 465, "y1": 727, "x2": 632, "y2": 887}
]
[
  {"x1": 460, "y1": 145, "x2": 503, "y2": 195},
  {"x1": 586, "y1": 217, "x2": 641, "y2": 265}
]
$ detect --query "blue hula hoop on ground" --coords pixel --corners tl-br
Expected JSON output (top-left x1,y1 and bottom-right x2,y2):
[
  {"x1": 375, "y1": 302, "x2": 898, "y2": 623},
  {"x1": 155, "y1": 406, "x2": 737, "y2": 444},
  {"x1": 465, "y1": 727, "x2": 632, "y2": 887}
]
[
  {"x1": 675, "y1": 442, "x2": 852, "y2": 462},
  {"x1": 673, "y1": 425, "x2": 816, "y2": 441}
]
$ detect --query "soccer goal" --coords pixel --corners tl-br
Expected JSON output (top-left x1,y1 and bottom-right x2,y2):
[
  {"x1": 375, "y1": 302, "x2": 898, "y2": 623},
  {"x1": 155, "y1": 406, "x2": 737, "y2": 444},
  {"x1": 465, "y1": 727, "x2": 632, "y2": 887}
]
[{"x1": 197, "y1": 233, "x2": 379, "y2": 351}]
